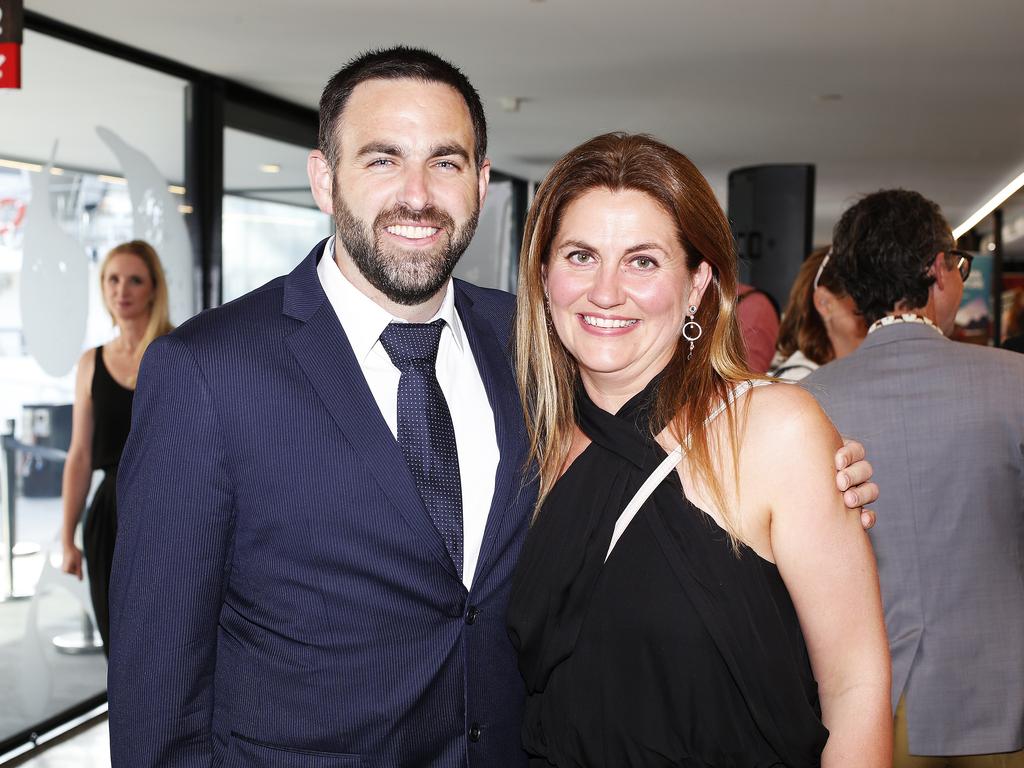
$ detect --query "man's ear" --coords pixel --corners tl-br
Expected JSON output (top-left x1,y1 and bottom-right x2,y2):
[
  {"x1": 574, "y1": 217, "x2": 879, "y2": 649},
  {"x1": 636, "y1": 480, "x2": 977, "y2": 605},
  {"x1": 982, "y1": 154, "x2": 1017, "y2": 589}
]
[
  {"x1": 477, "y1": 158, "x2": 491, "y2": 209},
  {"x1": 930, "y1": 251, "x2": 949, "y2": 291},
  {"x1": 308, "y1": 150, "x2": 334, "y2": 216}
]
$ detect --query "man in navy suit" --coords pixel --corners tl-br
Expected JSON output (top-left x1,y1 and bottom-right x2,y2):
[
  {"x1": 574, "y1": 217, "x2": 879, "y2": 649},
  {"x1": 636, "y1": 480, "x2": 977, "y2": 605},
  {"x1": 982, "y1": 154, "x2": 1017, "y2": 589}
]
[{"x1": 108, "y1": 47, "x2": 878, "y2": 767}]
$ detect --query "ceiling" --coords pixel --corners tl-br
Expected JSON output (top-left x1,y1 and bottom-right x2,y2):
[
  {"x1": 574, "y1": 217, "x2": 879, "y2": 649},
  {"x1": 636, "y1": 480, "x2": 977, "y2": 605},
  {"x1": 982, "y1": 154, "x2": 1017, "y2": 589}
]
[{"x1": 17, "y1": 0, "x2": 1024, "y2": 242}]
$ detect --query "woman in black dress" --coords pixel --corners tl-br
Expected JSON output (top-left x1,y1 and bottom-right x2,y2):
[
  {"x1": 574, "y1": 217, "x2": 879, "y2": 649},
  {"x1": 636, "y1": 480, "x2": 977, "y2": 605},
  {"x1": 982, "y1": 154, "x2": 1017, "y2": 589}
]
[
  {"x1": 508, "y1": 134, "x2": 890, "y2": 767},
  {"x1": 61, "y1": 240, "x2": 173, "y2": 656}
]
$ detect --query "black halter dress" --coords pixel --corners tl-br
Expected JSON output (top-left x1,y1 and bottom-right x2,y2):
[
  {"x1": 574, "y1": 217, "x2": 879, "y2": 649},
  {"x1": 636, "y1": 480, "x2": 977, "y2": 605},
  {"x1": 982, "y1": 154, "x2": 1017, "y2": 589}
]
[
  {"x1": 506, "y1": 379, "x2": 828, "y2": 767},
  {"x1": 83, "y1": 345, "x2": 134, "y2": 656}
]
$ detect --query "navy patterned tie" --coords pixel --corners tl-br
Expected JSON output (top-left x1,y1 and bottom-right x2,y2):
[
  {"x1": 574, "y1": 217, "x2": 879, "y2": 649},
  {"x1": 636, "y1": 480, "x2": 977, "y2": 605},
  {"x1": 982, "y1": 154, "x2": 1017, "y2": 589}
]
[{"x1": 379, "y1": 320, "x2": 463, "y2": 576}]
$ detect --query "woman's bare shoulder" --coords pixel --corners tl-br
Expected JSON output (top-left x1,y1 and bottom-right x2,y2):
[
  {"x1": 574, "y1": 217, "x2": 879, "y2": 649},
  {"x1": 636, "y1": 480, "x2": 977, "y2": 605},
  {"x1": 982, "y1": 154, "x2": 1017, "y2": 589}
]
[
  {"x1": 743, "y1": 381, "x2": 839, "y2": 456},
  {"x1": 76, "y1": 347, "x2": 97, "y2": 381}
]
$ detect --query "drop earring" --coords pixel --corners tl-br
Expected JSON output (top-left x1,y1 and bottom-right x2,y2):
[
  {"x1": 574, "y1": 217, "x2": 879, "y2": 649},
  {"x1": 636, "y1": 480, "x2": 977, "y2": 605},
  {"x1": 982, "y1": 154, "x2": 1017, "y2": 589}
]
[{"x1": 682, "y1": 304, "x2": 702, "y2": 361}]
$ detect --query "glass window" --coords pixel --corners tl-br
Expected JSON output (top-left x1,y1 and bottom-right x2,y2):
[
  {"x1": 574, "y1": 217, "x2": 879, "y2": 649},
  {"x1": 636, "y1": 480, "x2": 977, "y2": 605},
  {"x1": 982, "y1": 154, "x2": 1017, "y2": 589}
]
[
  {"x1": 0, "y1": 30, "x2": 190, "y2": 750},
  {"x1": 222, "y1": 128, "x2": 331, "y2": 303}
]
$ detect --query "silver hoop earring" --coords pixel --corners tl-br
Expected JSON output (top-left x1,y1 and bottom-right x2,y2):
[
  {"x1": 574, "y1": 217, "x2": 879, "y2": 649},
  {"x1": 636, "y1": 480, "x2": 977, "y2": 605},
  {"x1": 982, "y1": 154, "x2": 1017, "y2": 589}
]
[{"x1": 682, "y1": 304, "x2": 702, "y2": 361}]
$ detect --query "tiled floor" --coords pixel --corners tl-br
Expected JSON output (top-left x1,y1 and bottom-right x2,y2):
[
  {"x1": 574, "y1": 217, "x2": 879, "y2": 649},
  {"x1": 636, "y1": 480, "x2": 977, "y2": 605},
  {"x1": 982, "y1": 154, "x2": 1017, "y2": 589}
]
[{"x1": 16, "y1": 718, "x2": 109, "y2": 768}]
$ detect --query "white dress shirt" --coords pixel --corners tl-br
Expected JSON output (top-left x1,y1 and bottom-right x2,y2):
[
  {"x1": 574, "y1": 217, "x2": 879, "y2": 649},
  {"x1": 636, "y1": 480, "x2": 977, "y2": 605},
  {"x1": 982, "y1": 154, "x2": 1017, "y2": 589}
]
[{"x1": 317, "y1": 237, "x2": 499, "y2": 588}]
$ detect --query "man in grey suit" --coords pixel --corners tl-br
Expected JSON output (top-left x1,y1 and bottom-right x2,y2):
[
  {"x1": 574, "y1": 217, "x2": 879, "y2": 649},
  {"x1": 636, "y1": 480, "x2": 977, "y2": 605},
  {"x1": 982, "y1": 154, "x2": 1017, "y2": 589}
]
[{"x1": 805, "y1": 189, "x2": 1024, "y2": 767}]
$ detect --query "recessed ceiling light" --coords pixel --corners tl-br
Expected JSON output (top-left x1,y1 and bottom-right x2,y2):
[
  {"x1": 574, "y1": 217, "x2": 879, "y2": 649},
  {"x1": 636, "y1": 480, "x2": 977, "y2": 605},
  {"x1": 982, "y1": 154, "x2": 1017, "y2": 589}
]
[{"x1": 260, "y1": 163, "x2": 281, "y2": 174}]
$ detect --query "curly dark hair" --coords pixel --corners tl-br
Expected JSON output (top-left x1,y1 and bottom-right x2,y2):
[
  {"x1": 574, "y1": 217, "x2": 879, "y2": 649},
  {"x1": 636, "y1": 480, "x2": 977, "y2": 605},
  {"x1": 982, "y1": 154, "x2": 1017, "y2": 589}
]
[{"x1": 831, "y1": 189, "x2": 954, "y2": 325}]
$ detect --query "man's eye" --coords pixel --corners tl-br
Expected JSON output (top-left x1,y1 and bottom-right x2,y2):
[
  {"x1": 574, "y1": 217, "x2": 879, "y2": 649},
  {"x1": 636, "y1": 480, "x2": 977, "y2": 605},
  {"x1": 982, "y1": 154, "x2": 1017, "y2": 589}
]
[
  {"x1": 369, "y1": 158, "x2": 394, "y2": 167},
  {"x1": 435, "y1": 160, "x2": 460, "y2": 170}
]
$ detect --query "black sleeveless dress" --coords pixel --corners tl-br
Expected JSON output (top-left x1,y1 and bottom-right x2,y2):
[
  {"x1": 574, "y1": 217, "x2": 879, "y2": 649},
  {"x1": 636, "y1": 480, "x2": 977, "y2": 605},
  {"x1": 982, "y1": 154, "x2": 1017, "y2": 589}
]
[
  {"x1": 506, "y1": 380, "x2": 828, "y2": 767},
  {"x1": 83, "y1": 345, "x2": 134, "y2": 656}
]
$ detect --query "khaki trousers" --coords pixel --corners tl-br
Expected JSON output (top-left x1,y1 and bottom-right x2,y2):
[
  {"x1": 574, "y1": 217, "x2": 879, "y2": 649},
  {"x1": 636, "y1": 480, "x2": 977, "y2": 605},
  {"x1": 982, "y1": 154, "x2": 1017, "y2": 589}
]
[{"x1": 894, "y1": 698, "x2": 1024, "y2": 768}]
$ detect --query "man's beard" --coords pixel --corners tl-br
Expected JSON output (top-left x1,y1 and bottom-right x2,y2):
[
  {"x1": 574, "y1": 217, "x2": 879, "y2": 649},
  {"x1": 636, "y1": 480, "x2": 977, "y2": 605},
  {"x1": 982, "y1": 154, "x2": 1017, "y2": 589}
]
[{"x1": 333, "y1": 189, "x2": 479, "y2": 306}]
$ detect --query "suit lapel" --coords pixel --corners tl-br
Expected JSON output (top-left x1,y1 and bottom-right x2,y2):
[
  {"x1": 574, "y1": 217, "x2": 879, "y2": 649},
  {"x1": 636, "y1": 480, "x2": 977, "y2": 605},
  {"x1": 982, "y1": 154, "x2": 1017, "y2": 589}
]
[
  {"x1": 282, "y1": 244, "x2": 459, "y2": 580},
  {"x1": 455, "y1": 284, "x2": 529, "y2": 587}
]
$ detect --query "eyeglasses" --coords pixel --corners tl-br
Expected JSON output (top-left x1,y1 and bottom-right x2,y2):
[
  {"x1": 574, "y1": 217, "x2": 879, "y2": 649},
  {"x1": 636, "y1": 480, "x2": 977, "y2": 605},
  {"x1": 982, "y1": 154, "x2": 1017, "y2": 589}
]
[{"x1": 948, "y1": 248, "x2": 973, "y2": 281}]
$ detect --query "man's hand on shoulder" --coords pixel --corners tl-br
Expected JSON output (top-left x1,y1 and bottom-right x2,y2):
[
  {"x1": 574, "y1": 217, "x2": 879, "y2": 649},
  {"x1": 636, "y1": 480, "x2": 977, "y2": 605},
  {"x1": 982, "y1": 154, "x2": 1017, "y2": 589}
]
[{"x1": 834, "y1": 438, "x2": 878, "y2": 530}]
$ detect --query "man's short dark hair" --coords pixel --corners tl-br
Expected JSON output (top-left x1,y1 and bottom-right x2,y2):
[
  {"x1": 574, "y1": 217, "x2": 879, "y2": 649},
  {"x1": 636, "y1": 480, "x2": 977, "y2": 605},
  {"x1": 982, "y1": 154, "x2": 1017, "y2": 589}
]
[
  {"x1": 832, "y1": 189, "x2": 955, "y2": 325},
  {"x1": 318, "y1": 46, "x2": 487, "y2": 170}
]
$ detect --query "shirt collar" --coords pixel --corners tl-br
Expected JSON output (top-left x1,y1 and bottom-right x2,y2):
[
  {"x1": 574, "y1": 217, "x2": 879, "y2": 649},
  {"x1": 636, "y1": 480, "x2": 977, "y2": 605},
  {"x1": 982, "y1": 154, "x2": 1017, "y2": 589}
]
[{"x1": 316, "y1": 236, "x2": 465, "y2": 363}]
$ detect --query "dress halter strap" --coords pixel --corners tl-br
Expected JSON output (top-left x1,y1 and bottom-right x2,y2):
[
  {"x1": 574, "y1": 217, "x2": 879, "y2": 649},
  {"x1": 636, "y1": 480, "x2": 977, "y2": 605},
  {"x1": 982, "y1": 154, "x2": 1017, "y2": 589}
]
[{"x1": 604, "y1": 379, "x2": 774, "y2": 562}]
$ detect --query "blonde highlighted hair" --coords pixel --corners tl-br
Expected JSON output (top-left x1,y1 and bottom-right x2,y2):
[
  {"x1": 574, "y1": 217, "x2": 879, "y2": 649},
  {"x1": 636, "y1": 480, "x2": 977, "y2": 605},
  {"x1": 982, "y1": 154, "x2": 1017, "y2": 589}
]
[
  {"x1": 515, "y1": 133, "x2": 761, "y2": 540},
  {"x1": 100, "y1": 240, "x2": 174, "y2": 359}
]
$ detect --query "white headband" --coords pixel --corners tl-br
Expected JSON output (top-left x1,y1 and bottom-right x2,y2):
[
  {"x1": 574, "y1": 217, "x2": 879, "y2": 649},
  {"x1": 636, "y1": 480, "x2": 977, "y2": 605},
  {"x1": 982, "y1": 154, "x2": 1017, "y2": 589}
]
[{"x1": 812, "y1": 249, "x2": 832, "y2": 291}]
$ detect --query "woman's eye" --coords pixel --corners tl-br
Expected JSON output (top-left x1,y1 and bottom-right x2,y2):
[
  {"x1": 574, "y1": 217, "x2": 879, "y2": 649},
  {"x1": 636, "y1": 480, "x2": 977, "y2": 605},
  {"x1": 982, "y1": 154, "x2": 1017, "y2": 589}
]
[
  {"x1": 568, "y1": 251, "x2": 593, "y2": 265},
  {"x1": 632, "y1": 255, "x2": 657, "y2": 269}
]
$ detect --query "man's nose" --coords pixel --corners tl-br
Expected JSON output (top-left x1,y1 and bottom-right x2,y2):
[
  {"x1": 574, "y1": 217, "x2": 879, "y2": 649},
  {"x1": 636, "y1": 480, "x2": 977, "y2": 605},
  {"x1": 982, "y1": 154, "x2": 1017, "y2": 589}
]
[{"x1": 397, "y1": 165, "x2": 430, "y2": 212}]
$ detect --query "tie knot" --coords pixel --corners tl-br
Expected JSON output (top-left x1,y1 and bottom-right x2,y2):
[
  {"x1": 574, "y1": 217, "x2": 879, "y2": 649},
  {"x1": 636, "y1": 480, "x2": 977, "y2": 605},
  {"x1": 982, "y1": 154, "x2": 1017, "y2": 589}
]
[{"x1": 380, "y1": 320, "x2": 445, "y2": 370}]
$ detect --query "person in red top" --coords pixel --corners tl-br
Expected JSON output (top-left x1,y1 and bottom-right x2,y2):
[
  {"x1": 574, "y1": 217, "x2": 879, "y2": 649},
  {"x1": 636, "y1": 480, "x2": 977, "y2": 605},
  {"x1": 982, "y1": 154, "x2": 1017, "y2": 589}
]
[{"x1": 736, "y1": 283, "x2": 780, "y2": 373}]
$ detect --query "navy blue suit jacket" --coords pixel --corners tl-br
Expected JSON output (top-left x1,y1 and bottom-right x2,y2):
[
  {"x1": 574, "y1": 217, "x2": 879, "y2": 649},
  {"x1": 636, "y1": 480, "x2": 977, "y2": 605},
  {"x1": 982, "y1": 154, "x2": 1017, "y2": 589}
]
[{"x1": 109, "y1": 241, "x2": 535, "y2": 767}]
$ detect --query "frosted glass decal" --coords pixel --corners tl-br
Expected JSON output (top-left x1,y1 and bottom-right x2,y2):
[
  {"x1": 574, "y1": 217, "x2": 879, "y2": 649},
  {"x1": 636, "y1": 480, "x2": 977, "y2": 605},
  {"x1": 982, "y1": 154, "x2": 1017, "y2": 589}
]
[
  {"x1": 19, "y1": 150, "x2": 88, "y2": 377},
  {"x1": 454, "y1": 180, "x2": 513, "y2": 292},
  {"x1": 97, "y1": 127, "x2": 193, "y2": 324}
]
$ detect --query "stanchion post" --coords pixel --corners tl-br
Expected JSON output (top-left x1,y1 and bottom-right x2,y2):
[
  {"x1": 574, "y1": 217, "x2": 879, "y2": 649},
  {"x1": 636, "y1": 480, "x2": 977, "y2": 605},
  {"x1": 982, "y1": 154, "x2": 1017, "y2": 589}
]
[{"x1": 1, "y1": 418, "x2": 16, "y2": 600}]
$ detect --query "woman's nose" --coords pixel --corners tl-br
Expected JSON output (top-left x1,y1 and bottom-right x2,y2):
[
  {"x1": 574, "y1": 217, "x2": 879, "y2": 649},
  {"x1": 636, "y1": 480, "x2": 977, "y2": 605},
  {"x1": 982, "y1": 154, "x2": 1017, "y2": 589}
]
[{"x1": 587, "y1": 265, "x2": 625, "y2": 308}]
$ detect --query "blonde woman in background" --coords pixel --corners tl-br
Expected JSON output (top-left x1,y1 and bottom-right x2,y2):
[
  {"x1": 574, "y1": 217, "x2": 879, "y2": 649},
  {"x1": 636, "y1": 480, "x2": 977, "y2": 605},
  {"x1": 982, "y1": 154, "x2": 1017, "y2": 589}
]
[
  {"x1": 61, "y1": 240, "x2": 173, "y2": 656},
  {"x1": 770, "y1": 247, "x2": 867, "y2": 380}
]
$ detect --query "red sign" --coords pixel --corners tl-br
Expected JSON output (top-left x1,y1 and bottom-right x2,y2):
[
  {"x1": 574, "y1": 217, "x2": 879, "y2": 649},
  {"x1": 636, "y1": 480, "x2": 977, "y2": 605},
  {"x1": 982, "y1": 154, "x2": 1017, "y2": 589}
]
[
  {"x1": 0, "y1": 0, "x2": 22, "y2": 89},
  {"x1": 0, "y1": 42, "x2": 20, "y2": 89}
]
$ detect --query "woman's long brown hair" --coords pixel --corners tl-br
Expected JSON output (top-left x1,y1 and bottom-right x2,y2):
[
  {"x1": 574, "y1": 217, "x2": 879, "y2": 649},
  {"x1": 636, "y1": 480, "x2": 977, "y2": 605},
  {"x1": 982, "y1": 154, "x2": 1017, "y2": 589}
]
[{"x1": 515, "y1": 133, "x2": 760, "y2": 541}]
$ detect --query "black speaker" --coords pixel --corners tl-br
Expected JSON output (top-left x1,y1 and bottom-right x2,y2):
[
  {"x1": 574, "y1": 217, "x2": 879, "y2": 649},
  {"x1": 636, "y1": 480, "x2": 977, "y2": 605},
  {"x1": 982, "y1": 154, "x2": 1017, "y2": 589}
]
[{"x1": 727, "y1": 164, "x2": 815, "y2": 308}]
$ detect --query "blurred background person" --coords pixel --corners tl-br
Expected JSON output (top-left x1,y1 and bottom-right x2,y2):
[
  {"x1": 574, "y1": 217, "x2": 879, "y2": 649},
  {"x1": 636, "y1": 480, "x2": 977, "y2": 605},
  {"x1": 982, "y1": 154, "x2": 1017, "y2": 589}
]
[
  {"x1": 770, "y1": 247, "x2": 867, "y2": 380},
  {"x1": 1002, "y1": 292, "x2": 1024, "y2": 353},
  {"x1": 805, "y1": 190, "x2": 1024, "y2": 767},
  {"x1": 60, "y1": 240, "x2": 174, "y2": 656},
  {"x1": 736, "y1": 281, "x2": 780, "y2": 373}
]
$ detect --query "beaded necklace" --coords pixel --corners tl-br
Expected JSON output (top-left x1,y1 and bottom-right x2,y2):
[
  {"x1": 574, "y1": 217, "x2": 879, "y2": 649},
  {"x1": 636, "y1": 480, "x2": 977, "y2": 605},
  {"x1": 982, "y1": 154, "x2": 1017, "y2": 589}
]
[{"x1": 867, "y1": 312, "x2": 942, "y2": 336}]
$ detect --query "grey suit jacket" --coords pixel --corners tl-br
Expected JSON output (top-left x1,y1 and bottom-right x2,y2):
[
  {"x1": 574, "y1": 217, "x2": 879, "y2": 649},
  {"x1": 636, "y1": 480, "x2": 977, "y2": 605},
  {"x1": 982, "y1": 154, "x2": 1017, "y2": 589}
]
[{"x1": 803, "y1": 322, "x2": 1024, "y2": 757}]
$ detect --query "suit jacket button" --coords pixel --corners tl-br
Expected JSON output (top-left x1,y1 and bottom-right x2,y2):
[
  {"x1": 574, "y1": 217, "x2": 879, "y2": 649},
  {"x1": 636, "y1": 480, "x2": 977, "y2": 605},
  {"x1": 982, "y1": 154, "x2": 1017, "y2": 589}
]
[
  {"x1": 465, "y1": 606, "x2": 480, "y2": 625},
  {"x1": 469, "y1": 723, "x2": 482, "y2": 742}
]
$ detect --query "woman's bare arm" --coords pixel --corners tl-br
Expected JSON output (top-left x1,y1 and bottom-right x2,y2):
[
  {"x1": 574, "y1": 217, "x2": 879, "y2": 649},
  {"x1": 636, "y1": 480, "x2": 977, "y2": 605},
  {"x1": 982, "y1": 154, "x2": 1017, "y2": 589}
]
[
  {"x1": 60, "y1": 349, "x2": 96, "y2": 579},
  {"x1": 755, "y1": 385, "x2": 891, "y2": 767}
]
